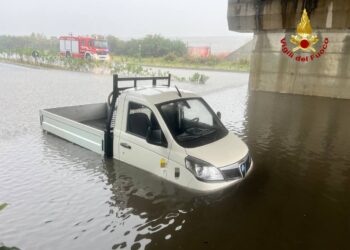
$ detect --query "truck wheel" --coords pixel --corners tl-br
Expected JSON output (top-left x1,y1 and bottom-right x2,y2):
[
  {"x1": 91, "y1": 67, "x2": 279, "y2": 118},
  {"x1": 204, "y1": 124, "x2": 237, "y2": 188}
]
[
  {"x1": 107, "y1": 91, "x2": 114, "y2": 108},
  {"x1": 85, "y1": 54, "x2": 92, "y2": 60},
  {"x1": 32, "y1": 50, "x2": 40, "y2": 58},
  {"x1": 65, "y1": 51, "x2": 71, "y2": 58}
]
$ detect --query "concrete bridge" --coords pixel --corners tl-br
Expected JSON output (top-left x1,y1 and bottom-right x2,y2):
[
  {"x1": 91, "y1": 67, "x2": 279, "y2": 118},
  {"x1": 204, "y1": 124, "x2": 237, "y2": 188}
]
[{"x1": 228, "y1": 0, "x2": 350, "y2": 99}]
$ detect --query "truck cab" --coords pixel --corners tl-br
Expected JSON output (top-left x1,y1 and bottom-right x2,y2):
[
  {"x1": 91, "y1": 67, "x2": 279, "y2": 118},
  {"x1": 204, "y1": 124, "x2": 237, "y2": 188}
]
[{"x1": 40, "y1": 75, "x2": 253, "y2": 192}]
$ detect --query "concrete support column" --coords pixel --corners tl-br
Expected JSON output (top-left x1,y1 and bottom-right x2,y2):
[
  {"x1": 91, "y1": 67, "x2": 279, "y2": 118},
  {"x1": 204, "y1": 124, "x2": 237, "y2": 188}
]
[
  {"x1": 228, "y1": 0, "x2": 350, "y2": 98},
  {"x1": 249, "y1": 30, "x2": 350, "y2": 98}
]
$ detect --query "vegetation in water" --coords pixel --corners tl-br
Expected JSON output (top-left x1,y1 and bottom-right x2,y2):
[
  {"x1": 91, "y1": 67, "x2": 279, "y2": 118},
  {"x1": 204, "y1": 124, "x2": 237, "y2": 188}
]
[
  {"x1": 189, "y1": 72, "x2": 210, "y2": 84},
  {"x1": 0, "y1": 203, "x2": 8, "y2": 212},
  {"x1": 0, "y1": 52, "x2": 210, "y2": 84},
  {"x1": 113, "y1": 55, "x2": 249, "y2": 72},
  {"x1": 0, "y1": 244, "x2": 21, "y2": 250}
]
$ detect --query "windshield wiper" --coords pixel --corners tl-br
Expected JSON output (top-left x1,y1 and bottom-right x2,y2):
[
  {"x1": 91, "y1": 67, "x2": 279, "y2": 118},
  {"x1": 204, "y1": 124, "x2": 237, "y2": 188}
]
[
  {"x1": 176, "y1": 128, "x2": 216, "y2": 141},
  {"x1": 177, "y1": 134, "x2": 202, "y2": 142}
]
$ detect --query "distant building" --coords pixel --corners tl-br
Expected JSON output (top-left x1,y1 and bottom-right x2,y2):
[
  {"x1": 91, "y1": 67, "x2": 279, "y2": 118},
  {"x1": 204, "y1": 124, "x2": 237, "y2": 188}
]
[
  {"x1": 187, "y1": 46, "x2": 211, "y2": 58},
  {"x1": 215, "y1": 52, "x2": 231, "y2": 59},
  {"x1": 179, "y1": 36, "x2": 253, "y2": 55},
  {"x1": 226, "y1": 39, "x2": 254, "y2": 62}
]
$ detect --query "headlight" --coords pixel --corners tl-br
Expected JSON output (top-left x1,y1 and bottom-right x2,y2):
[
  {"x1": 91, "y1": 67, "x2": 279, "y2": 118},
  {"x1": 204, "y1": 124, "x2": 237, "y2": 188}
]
[{"x1": 185, "y1": 156, "x2": 224, "y2": 182}]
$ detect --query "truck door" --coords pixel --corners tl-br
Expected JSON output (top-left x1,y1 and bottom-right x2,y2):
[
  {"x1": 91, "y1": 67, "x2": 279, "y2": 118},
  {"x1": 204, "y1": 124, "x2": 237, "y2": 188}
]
[{"x1": 119, "y1": 101, "x2": 170, "y2": 178}]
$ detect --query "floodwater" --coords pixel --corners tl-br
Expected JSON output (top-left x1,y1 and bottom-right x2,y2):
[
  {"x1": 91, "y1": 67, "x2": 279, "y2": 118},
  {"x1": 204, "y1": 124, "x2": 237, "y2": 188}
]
[{"x1": 0, "y1": 62, "x2": 349, "y2": 250}]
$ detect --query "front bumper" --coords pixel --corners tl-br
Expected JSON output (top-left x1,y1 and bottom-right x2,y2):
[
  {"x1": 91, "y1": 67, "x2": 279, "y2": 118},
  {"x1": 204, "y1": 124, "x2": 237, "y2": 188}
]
[
  {"x1": 94, "y1": 54, "x2": 110, "y2": 61},
  {"x1": 187, "y1": 157, "x2": 254, "y2": 193}
]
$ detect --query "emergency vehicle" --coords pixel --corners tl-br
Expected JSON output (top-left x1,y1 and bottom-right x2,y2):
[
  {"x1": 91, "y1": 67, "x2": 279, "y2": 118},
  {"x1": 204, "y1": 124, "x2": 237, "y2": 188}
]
[{"x1": 59, "y1": 35, "x2": 109, "y2": 61}]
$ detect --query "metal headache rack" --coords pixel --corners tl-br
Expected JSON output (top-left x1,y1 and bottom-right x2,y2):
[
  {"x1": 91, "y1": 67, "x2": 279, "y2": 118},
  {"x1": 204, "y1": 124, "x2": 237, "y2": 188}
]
[{"x1": 104, "y1": 74, "x2": 172, "y2": 157}]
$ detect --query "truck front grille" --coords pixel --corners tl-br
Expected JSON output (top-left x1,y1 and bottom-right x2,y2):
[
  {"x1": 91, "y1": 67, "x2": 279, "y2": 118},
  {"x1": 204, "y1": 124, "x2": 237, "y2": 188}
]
[
  {"x1": 221, "y1": 167, "x2": 242, "y2": 180},
  {"x1": 220, "y1": 155, "x2": 251, "y2": 180},
  {"x1": 97, "y1": 51, "x2": 108, "y2": 55}
]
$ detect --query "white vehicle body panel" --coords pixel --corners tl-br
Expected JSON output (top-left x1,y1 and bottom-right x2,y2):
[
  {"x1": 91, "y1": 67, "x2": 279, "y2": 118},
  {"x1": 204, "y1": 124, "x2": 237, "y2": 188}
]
[
  {"x1": 59, "y1": 39, "x2": 79, "y2": 53},
  {"x1": 40, "y1": 103, "x2": 106, "y2": 154},
  {"x1": 71, "y1": 41, "x2": 79, "y2": 53},
  {"x1": 59, "y1": 40, "x2": 65, "y2": 53},
  {"x1": 119, "y1": 132, "x2": 170, "y2": 179},
  {"x1": 185, "y1": 132, "x2": 249, "y2": 167},
  {"x1": 93, "y1": 53, "x2": 110, "y2": 61}
]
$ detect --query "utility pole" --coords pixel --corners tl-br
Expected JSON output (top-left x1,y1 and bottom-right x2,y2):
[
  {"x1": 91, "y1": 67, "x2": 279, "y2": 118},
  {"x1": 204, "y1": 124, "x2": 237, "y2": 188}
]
[
  {"x1": 138, "y1": 44, "x2": 142, "y2": 63},
  {"x1": 69, "y1": 32, "x2": 73, "y2": 54}
]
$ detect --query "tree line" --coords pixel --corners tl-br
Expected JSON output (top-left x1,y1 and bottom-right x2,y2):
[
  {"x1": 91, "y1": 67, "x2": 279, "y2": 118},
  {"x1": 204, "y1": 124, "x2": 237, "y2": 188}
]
[
  {"x1": 0, "y1": 33, "x2": 58, "y2": 54},
  {"x1": 107, "y1": 35, "x2": 186, "y2": 57},
  {"x1": 0, "y1": 33, "x2": 187, "y2": 57}
]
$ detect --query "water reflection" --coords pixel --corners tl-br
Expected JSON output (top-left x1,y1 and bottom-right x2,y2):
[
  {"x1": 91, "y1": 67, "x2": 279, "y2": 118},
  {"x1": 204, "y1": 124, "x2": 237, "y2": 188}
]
[
  {"x1": 41, "y1": 132, "x2": 235, "y2": 249},
  {"x1": 1, "y1": 63, "x2": 350, "y2": 249},
  {"x1": 247, "y1": 91, "x2": 350, "y2": 194}
]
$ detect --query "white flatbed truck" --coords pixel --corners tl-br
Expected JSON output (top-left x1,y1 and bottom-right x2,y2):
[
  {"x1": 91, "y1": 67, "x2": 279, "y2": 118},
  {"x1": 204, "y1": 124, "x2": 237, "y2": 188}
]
[{"x1": 40, "y1": 75, "x2": 253, "y2": 192}]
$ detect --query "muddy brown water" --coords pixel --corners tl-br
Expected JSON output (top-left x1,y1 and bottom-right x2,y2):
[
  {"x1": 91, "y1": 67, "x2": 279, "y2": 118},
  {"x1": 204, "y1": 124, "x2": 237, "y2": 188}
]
[{"x1": 0, "y1": 62, "x2": 349, "y2": 250}]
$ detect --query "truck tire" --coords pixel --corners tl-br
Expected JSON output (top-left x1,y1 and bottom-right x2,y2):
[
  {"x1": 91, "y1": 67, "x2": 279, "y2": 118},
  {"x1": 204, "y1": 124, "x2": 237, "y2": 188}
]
[
  {"x1": 65, "y1": 51, "x2": 71, "y2": 58},
  {"x1": 107, "y1": 91, "x2": 114, "y2": 108},
  {"x1": 32, "y1": 50, "x2": 40, "y2": 58},
  {"x1": 85, "y1": 53, "x2": 92, "y2": 60}
]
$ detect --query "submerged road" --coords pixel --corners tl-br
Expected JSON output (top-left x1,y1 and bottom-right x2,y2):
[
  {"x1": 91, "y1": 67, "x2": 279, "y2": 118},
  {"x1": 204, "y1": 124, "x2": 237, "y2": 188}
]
[{"x1": 0, "y1": 62, "x2": 350, "y2": 250}]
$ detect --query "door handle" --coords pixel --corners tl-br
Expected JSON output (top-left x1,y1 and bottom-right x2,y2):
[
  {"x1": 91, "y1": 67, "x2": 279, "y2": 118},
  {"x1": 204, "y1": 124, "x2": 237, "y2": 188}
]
[{"x1": 120, "y1": 142, "x2": 131, "y2": 149}]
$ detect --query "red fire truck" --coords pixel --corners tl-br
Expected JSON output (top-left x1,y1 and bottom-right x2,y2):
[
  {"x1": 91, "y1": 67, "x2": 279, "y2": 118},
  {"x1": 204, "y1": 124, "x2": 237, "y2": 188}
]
[{"x1": 59, "y1": 35, "x2": 110, "y2": 61}]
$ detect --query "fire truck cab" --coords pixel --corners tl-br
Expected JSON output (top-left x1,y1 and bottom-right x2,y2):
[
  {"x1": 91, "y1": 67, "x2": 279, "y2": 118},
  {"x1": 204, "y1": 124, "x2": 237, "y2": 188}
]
[{"x1": 59, "y1": 35, "x2": 109, "y2": 61}]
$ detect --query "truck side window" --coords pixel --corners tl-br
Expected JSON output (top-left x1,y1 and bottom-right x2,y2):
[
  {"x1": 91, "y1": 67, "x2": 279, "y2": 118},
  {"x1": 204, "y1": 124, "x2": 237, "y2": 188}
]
[
  {"x1": 81, "y1": 40, "x2": 85, "y2": 46},
  {"x1": 127, "y1": 102, "x2": 160, "y2": 138}
]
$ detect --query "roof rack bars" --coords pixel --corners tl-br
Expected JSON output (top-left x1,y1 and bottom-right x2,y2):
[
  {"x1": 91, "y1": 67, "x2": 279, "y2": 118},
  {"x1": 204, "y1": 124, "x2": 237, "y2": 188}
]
[
  {"x1": 114, "y1": 74, "x2": 171, "y2": 93},
  {"x1": 110, "y1": 74, "x2": 171, "y2": 106}
]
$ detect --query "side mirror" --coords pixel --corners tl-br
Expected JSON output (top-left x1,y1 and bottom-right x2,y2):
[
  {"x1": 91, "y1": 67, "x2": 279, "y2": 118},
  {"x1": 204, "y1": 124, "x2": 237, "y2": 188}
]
[
  {"x1": 216, "y1": 111, "x2": 222, "y2": 120},
  {"x1": 146, "y1": 128, "x2": 168, "y2": 147}
]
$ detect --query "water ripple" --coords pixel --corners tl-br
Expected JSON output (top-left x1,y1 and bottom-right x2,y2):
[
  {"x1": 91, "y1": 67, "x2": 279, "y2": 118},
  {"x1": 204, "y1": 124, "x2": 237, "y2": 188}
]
[{"x1": 1, "y1": 63, "x2": 350, "y2": 249}]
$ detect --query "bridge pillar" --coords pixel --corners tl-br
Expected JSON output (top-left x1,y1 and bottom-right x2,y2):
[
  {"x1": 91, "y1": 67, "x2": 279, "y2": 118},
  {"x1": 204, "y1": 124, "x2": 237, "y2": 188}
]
[{"x1": 228, "y1": 0, "x2": 350, "y2": 98}]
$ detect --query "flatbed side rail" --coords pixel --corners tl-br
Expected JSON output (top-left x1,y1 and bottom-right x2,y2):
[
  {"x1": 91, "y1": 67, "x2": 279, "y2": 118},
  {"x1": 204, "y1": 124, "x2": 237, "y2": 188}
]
[
  {"x1": 104, "y1": 74, "x2": 171, "y2": 158},
  {"x1": 40, "y1": 109, "x2": 105, "y2": 155}
]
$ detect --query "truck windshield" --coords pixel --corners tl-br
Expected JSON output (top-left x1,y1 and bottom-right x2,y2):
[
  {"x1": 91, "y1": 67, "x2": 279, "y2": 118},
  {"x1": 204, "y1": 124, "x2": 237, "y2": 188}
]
[
  {"x1": 93, "y1": 40, "x2": 108, "y2": 49},
  {"x1": 157, "y1": 98, "x2": 228, "y2": 148}
]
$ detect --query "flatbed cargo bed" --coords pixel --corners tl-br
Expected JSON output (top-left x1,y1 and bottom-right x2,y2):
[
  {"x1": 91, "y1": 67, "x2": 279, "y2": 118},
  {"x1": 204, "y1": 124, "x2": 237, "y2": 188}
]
[
  {"x1": 81, "y1": 118, "x2": 106, "y2": 131},
  {"x1": 40, "y1": 103, "x2": 110, "y2": 155},
  {"x1": 40, "y1": 74, "x2": 171, "y2": 158}
]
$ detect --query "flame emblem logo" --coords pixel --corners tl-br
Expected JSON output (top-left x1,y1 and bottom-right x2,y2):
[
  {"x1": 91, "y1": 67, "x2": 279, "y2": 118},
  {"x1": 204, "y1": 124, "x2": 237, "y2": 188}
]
[{"x1": 290, "y1": 9, "x2": 318, "y2": 53}]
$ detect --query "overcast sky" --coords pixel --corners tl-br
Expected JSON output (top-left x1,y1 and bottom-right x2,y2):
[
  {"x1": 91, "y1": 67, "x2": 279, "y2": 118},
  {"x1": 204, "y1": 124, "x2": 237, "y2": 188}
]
[{"x1": 0, "y1": 0, "x2": 238, "y2": 38}]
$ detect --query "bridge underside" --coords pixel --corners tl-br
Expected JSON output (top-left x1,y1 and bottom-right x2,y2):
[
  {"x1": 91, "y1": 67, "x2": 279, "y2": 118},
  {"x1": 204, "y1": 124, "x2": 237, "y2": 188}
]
[{"x1": 228, "y1": 0, "x2": 350, "y2": 98}]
